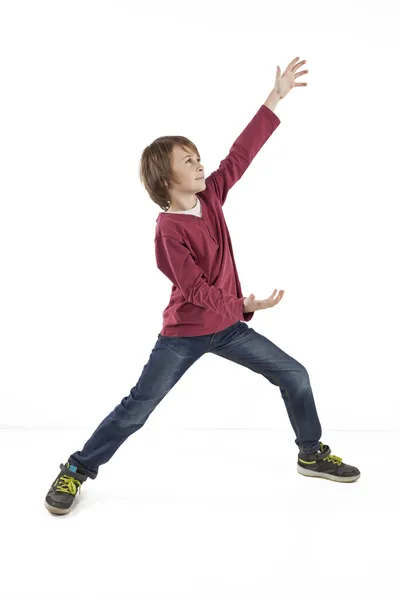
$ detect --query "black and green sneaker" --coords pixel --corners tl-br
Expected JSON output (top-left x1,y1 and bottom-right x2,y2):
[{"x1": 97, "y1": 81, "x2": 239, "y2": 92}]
[
  {"x1": 297, "y1": 442, "x2": 360, "y2": 483},
  {"x1": 45, "y1": 462, "x2": 88, "y2": 515}
]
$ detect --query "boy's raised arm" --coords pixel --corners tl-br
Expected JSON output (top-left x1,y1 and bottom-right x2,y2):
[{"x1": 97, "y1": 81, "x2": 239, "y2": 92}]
[
  {"x1": 205, "y1": 56, "x2": 308, "y2": 207},
  {"x1": 204, "y1": 102, "x2": 280, "y2": 208}
]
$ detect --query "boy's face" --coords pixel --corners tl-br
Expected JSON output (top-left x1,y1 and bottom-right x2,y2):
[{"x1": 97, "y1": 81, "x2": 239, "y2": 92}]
[{"x1": 170, "y1": 145, "x2": 206, "y2": 193}]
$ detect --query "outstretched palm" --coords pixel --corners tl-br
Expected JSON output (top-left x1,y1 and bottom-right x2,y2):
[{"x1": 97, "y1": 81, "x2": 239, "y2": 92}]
[{"x1": 275, "y1": 56, "x2": 308, "y2": 99}]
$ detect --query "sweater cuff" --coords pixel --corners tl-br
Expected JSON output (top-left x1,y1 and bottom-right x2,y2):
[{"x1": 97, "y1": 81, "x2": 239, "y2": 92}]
[
  {"x1": 260, "y1": 103, "x2": 281, "y2": 127},
  {"x1": 238, "y1": 296, "x2": 254, "y2": 321}
]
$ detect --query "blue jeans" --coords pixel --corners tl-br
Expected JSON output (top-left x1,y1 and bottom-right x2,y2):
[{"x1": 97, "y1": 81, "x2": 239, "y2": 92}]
[{"x1": 68, "y1": 321, "x2": 322, "y2": 479}]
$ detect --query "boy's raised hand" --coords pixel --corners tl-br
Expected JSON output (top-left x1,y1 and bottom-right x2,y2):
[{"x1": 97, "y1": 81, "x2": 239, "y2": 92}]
[
  {"x1": 243, "y1": 289, "x2": 285, "y2": 313},
  {"x1": 274, "y1": 56, "x2": 308, "y2": 100}
]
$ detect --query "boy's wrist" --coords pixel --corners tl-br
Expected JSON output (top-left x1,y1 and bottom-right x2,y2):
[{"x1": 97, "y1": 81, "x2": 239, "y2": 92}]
[{"x1": 263, "y1": 89, "x2": 280, "y2": 113}]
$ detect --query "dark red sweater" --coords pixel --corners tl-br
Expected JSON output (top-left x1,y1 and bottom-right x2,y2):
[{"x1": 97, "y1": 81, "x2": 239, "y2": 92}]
[{"x1": 154, "y1": 104, "x2": 281, "y2": 337}]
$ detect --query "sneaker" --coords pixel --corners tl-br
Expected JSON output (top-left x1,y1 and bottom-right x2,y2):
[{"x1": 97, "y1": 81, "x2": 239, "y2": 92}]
[
  {"x1": 44, "y1": 462, "x2": 88, "y2": 515},
  {"x1": 297, "y1": 442, "x2": 360, "y2": 483}
]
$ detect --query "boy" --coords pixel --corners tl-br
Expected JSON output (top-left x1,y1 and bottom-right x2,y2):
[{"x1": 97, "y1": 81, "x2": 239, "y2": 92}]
[{"x1": 45, "y1": 56, "x2": 360, "y2": 515}]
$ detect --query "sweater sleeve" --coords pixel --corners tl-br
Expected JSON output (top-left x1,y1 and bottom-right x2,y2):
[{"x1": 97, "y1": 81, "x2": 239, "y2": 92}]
[
  {"x1": 205, "y1": 104, "x2": 281, "y2": 207},
  {"x1": 155, "y1": 235, "x2": 245, "y2": 322}
]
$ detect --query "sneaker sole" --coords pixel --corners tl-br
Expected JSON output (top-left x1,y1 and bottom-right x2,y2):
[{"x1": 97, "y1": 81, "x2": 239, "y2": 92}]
[
  {"x1": 44, "y1": 499, "x2": 73, "y2": 515},
  {"x1": 297, "y1": 464, "x2": 360, "y2": 483}
]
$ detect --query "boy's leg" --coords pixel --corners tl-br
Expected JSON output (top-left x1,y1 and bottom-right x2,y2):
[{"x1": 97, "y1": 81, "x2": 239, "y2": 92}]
[
  {"x1": 68, "y1": 333, "x2": 209, "y2": 479},
  {"x1": 208, "y1": 321, "x2": 321, "y2": 454}
]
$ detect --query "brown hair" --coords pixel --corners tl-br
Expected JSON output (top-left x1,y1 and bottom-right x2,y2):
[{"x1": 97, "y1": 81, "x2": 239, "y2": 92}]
[{"x1": 139, "y1": 136, "x2": 200, "y2": 212}]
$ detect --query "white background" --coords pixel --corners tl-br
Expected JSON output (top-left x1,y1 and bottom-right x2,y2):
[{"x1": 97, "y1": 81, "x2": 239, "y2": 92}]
[
  {"x1": 2, "y1": 2, "x2": 399, "y2": 433},
  {"x1": 1, "y1": 2, "x2": 399, "y2": 598}
]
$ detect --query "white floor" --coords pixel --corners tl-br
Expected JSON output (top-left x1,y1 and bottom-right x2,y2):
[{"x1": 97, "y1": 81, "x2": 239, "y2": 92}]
[{"x1": 2, "y1": 427, "x2": 398, "y2": 599}]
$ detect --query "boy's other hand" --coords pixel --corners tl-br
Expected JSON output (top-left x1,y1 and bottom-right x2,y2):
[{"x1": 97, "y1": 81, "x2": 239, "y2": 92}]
[{"x1": 243, "y1": 289, "x2": 285, "y2": 313}]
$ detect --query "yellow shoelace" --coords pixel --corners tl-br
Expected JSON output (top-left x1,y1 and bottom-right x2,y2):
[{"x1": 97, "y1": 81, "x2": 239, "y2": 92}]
[
  {"x1": 319, "y1": 443, "x2": 342, "y2": 466},
  {"x1": 324, "y1": 454, "x2": 342, "y2": 466},
  {"x1": 56, "y1": 474, "x2": 82, "y2": 496}
]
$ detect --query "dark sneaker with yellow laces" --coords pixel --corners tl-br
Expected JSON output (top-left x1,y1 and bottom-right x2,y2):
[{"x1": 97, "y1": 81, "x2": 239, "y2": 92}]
[
  {"x1": 45, "y1": 462, "x2": 88, "y2": 515},
  {"x1": 297, "y1": 442, "x2": 360, "y2": 483}
]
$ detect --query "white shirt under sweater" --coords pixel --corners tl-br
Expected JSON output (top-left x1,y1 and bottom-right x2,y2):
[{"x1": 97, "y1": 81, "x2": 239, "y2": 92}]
[{"x1": 164, "y1": 196, "x2": 202, "y2": 217}]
